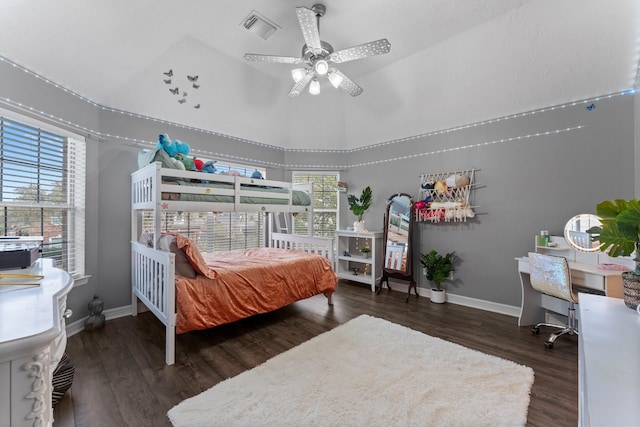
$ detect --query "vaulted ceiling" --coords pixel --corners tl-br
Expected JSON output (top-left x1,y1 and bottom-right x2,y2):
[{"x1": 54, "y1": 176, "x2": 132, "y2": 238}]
[{"x1": 1, "y1": 0, "x2": 638, "y2": 150}]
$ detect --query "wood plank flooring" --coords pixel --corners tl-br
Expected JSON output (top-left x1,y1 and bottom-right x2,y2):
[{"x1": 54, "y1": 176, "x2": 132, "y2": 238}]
[{"x1": 54, "y1": 281, "x2": 578, "y2": 426}]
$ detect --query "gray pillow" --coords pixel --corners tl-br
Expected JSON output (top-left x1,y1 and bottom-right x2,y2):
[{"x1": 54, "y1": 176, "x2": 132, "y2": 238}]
[{"x1": 157, "y1": 234, "x2": 197, "y2": 278}]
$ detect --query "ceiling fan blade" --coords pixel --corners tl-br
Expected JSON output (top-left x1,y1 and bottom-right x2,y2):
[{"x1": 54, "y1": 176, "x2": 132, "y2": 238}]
[
  {"x1": 288, "y1": 72, "x2": 314, "y2": 97},
  {"x1": 244, "y1": 53, "x2": 303, "y2": 64},
  {"x1": 334, "y1": 70, "x2": 363, "y2": 97},
  {"x1": 329, "y1": 39, "x2": 391, "y2": 64},
  {"x1": 296, "y1": 6, "x2": 322, "y2": 55}
]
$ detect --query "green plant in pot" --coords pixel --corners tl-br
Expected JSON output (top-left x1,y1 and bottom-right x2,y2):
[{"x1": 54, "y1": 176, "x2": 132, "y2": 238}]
[
  {"x1": 347, "y1": 186, "x2": 372, "y2": 232},
  {"x1": 588, "y1": 198, "x2": 640, "y2": 309},
  {"x1": 360, "y1": 246, "x2": 371, "y2": 258},
  {"x1": 420, "y1": 249, "x2": 455, "y2": 303}
]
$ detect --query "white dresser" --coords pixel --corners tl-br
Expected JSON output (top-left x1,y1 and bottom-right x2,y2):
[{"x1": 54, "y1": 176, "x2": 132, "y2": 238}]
[
  {"x1": 578, "y1": 293, "x2": 640, "y2": 426},
  {"x1": 0, "y1": 259, "x2": 73, "y2": 427}
]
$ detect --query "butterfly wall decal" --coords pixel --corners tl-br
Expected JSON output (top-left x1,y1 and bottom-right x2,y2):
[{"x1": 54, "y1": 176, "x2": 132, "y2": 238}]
[
  {"x1": 178, "y1": 99, "x2": 186, "y2": 104},
  {"x1": 194, "y1": 104, "x2": 201, "y2": 109},
  {"x1": 187, "y1": 75, "x2": 198, "y2": 82},
  {"x1": 586, "y1": 103, "x2": 596, "y2": 110},
  {"x1": 192, "y1": 84, "x2": 200, "y2": 89},
  {"x1": 169, "y1": 87, "x2": 179, "y2": 95},
  {"x1": 183, "y1": 92, "x2": 187, "y2": 97},
  {"x1": 164, "y1": 79, "x2": 171, "y2": 84},
  {"x1": 164, "y1": 69, "x2": 173, "y2": 77}
]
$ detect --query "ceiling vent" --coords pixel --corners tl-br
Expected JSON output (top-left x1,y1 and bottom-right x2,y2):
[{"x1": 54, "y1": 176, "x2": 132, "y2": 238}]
[{"x1": 240, "y1": 11, "x2": 280, "y2": 40}]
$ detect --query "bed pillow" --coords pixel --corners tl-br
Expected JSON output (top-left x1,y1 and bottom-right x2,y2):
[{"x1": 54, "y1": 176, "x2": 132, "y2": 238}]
[
  {"x1": 157, "y1": 234, "x2": 197, "y2": 278},
  {"x1": 166, "y1": 232, "x2": 218, "y2": 279}
]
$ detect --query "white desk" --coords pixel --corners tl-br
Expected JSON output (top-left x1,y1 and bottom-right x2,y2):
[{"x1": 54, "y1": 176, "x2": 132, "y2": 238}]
[
  {"x1": 578, "y1": 294, "x2": 640, "y2": 426},
  {"x1": 516, "y1": 242, "x2": 623, "y2": 326},
  {"x1": 0, "y1": 259, "x2": 73, "y2": 427}
]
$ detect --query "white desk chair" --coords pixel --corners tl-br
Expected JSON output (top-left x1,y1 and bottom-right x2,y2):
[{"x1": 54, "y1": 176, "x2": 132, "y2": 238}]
[{"x1": 528, "y1": 252, "x2": 579, "y2": 349}]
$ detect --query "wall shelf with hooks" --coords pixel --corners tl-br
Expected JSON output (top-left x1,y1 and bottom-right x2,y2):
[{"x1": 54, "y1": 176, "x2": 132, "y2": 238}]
[{"x1": 416, "y1": 168, "x2": 479, "y2": 223}]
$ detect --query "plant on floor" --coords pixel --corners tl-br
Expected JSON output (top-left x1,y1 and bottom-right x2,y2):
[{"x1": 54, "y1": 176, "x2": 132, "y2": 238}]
[
  {"x1": 347, "y1": 186, "x2": 372, "y2": 222},
  {"x1": 420, "y1": 249, "x2": 455, "y2": 291},
  {"x1": 588, "y1": 199, "x2": 640, "y2": 274}
]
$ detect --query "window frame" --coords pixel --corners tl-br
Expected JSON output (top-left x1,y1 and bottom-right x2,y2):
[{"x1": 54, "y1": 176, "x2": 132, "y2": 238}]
[{"x1": 0, "y1": 109, "x2": 87, "y2": 283}]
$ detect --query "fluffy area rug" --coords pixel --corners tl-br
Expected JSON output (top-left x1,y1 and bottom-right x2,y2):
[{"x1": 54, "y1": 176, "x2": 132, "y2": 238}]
[{"x1": 168, "y1": 315, "x2": 534, "y2": 427}]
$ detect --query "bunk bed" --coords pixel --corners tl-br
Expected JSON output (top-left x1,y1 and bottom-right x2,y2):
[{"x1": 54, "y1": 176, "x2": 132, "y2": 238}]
[{"x1": 131, "y1": 153, "x2": 337, "y2": 365}]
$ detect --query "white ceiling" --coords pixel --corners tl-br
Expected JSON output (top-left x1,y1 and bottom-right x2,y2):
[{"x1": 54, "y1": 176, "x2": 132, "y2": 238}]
[{"x1": 1, "y1": 0, "x2": 638, "y2": 150}]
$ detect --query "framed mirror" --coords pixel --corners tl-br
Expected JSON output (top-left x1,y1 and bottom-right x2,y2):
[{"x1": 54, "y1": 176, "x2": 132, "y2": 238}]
[
  {"x1": 378, "y1": 193, "x2": 417, "y2": 301},
  {"x1": 564, "y1": 213, "x2": 602, "y2": 252}
]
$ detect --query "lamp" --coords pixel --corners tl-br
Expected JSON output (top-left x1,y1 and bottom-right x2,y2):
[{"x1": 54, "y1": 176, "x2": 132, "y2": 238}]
[
  {"x1": 291, "y1": 68, "x2": 307, "y2": 83},
  {"x1": 327, "y1": 69, "x2": 343, "y2": 88},
  {"x1": 309, "y1": 78, "x2": 320, "y2": 95},
  {"x1": 314, "y1": 59, "x2": 329, "y2": 75}
]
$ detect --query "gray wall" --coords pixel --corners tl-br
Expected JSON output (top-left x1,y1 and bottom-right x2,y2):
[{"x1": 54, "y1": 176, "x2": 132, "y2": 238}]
[{"x1": 0, "y1": 58, "x2": 635, "y2": 322}]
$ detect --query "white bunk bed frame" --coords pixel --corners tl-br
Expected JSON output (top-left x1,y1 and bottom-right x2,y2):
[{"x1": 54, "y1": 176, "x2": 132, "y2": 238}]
[{"x1": 130, "y1": 162, "x2": 335, "y2": 365}]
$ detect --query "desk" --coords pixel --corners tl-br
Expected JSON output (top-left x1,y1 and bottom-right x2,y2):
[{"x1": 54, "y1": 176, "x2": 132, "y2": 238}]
[
  {"x1": 578, "y1": 294, "x2": 640, "y2": 426},
  {"x1": 516, "y1": 256, "x2": 624, "y2": 326}
]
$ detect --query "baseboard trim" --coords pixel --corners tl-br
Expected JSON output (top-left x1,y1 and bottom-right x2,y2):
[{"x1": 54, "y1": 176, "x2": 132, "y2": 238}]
[
  {"x1": 66, "y1": 289, "x2": 520, "y2": 337},
  {"x1": 381, "y1": 280, "x2": 520, "y2": 318},
  {"x1": 66, "y1": 305, "x2": 133, "y2": 337}
]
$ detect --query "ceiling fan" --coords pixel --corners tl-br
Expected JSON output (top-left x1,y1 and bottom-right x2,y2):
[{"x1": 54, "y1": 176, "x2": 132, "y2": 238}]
[{"x1": 244, "y1": 4, "x2": 391, "y2": 97}]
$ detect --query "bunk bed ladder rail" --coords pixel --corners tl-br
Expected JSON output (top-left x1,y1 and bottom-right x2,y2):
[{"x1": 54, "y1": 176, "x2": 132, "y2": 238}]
[{"x1": 131, "y1": 242, "x2": 177, "y2": 365}]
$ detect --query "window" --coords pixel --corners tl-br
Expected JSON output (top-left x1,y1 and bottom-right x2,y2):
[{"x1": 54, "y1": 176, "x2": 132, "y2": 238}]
[
  {"x1": 141, "y1": 161, "x2": 266, "y2": 253},
  {"x1": 292, "y1": 172, "x2": 339, "y2": 238},
  {"x1": 0, "y1": 116, "x2": 86, "y2": 278}
]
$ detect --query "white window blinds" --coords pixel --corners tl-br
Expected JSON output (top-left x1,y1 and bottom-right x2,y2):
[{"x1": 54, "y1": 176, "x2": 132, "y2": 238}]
[
  {"x1": 292, "y1": 172, "x2": 339, "y2": 238},
  {"x1": 0, "y1": 116, "x2": 86, "y2": 277}
]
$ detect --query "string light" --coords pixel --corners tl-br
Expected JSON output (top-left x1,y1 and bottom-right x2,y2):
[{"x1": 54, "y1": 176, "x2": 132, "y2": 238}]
[{"x1": 0, "y1": 55, "x2": 633, "y2": 170}]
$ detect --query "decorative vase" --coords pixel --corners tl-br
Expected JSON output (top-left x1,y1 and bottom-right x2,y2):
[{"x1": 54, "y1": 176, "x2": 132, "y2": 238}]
[
  {"x1": 353, "y1": 220, "x2": 366, "y2": 233},
  {"x1": 622, "y1": 271, "x2": 640, "y2": 309},
  {"x1": 430, "y1": 288, "x2": 446, "y2": 303}
]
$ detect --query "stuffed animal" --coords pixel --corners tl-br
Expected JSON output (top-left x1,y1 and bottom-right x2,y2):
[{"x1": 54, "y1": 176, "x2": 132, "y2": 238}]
[
  {"x1": 202, "y1": 160, "x2": 216, "y2": 174},
  {"x1": 170, "y1": 157, "x2": 185, "y2": 170},
  {"x1": 174, "y1": 153, "x2": 195, "y2": 171},
  {"x1": 175, "y1": 139, "x2": 190, "y2": 156},
  {"x1": 193, "y1": 158, "x2": 204, "y2": 172},
  {"x1": 251, "y1": 170, "x2": 264, "y2": 179},
  {"x1": 157, "y1": 134, "x2": 179, "y2": 157}
]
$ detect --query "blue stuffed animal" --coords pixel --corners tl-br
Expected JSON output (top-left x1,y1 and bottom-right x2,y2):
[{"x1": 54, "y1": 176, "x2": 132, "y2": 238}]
[
  {"x1": 157, "y1": 134, "x2": 191, "y2": 159},
  {"x1": 157, "y1": 134, "x2": 179, "y2": 157},
  {"x1": 202, "y1": 160, "x2": 216, "y2": 174}
]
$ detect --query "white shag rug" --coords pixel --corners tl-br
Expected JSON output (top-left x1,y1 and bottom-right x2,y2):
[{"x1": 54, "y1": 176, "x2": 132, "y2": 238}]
[{"x1": 168, "y1": 315, "x2": 534, "y2": 427}]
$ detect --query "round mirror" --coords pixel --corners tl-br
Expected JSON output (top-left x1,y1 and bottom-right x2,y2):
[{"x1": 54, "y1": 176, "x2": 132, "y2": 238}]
[{"x1": 564, "y1": 214, "x2": 602, "y2": 252}]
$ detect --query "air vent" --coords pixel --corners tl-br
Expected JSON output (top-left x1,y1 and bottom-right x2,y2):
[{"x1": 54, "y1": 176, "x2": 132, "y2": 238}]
[{"x1": 240, "y1": 11, "x2": 280, "y2": 40}]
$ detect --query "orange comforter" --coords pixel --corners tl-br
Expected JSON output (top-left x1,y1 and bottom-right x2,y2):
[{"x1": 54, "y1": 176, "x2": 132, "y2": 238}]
[{"x1": 174, "y1": 248, "x2": 337, "y2": 334}]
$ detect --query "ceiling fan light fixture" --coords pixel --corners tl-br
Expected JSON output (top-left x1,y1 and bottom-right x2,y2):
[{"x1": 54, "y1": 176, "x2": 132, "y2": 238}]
[
  {"x1": 327, "y1": 70, "x2": 343, "y2": 88},
  {"x1": 314, "y1": 59, "x2": 329, "y2": 75},
  {"x1": 309, "y1": 78, "x2": 321, "y2": 95},
  {"x1": 291, "y1": 68, "x2": 307, "y2": 83}
]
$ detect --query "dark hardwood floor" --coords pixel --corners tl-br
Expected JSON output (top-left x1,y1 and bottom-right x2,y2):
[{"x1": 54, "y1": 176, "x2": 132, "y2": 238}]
[{"x1": 54, "y1": 281, "x2": 578, "y2": 427}]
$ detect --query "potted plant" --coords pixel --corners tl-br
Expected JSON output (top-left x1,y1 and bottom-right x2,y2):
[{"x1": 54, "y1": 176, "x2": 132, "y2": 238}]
[
  {"x1": 347, "y1": 186, "x2": 372, "y2": 232},
  {"x1": 588, "y1": 199, "x2": 640, "y2": 309},
  {"x1": 360, "y1": 246, "x2": 371, "y2": 258},
  {"x1": 420, "y1": 249, "x2": 455, "y2": 303}
]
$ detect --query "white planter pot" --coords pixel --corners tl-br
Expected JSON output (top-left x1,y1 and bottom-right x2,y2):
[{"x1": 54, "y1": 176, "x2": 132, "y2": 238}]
[
  {"x1": 353, "y1": 220, "x2": 367, "y2": 233},
  {"x1": 430, "y1": 288, "x2": 446, "y2": 303}
]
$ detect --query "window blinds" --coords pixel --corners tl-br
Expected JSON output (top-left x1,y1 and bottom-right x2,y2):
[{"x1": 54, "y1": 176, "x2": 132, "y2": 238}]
[{"x1": 0, "y1": 117, "x2": 86, "y2": 277}]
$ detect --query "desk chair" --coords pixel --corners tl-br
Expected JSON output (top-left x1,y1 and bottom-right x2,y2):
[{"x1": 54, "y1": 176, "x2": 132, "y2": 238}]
[{"x1": 528, "y1": 252, "x2": 579, "y2": 349}]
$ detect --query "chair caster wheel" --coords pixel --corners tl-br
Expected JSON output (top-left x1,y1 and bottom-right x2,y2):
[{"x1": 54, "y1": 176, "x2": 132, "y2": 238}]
[
  {"x1": 531, "y1": 327, "x2": 540, "y2": 335},
  {"x1": 544, "y1": 341, "x2": 554, "y2": 349}
]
